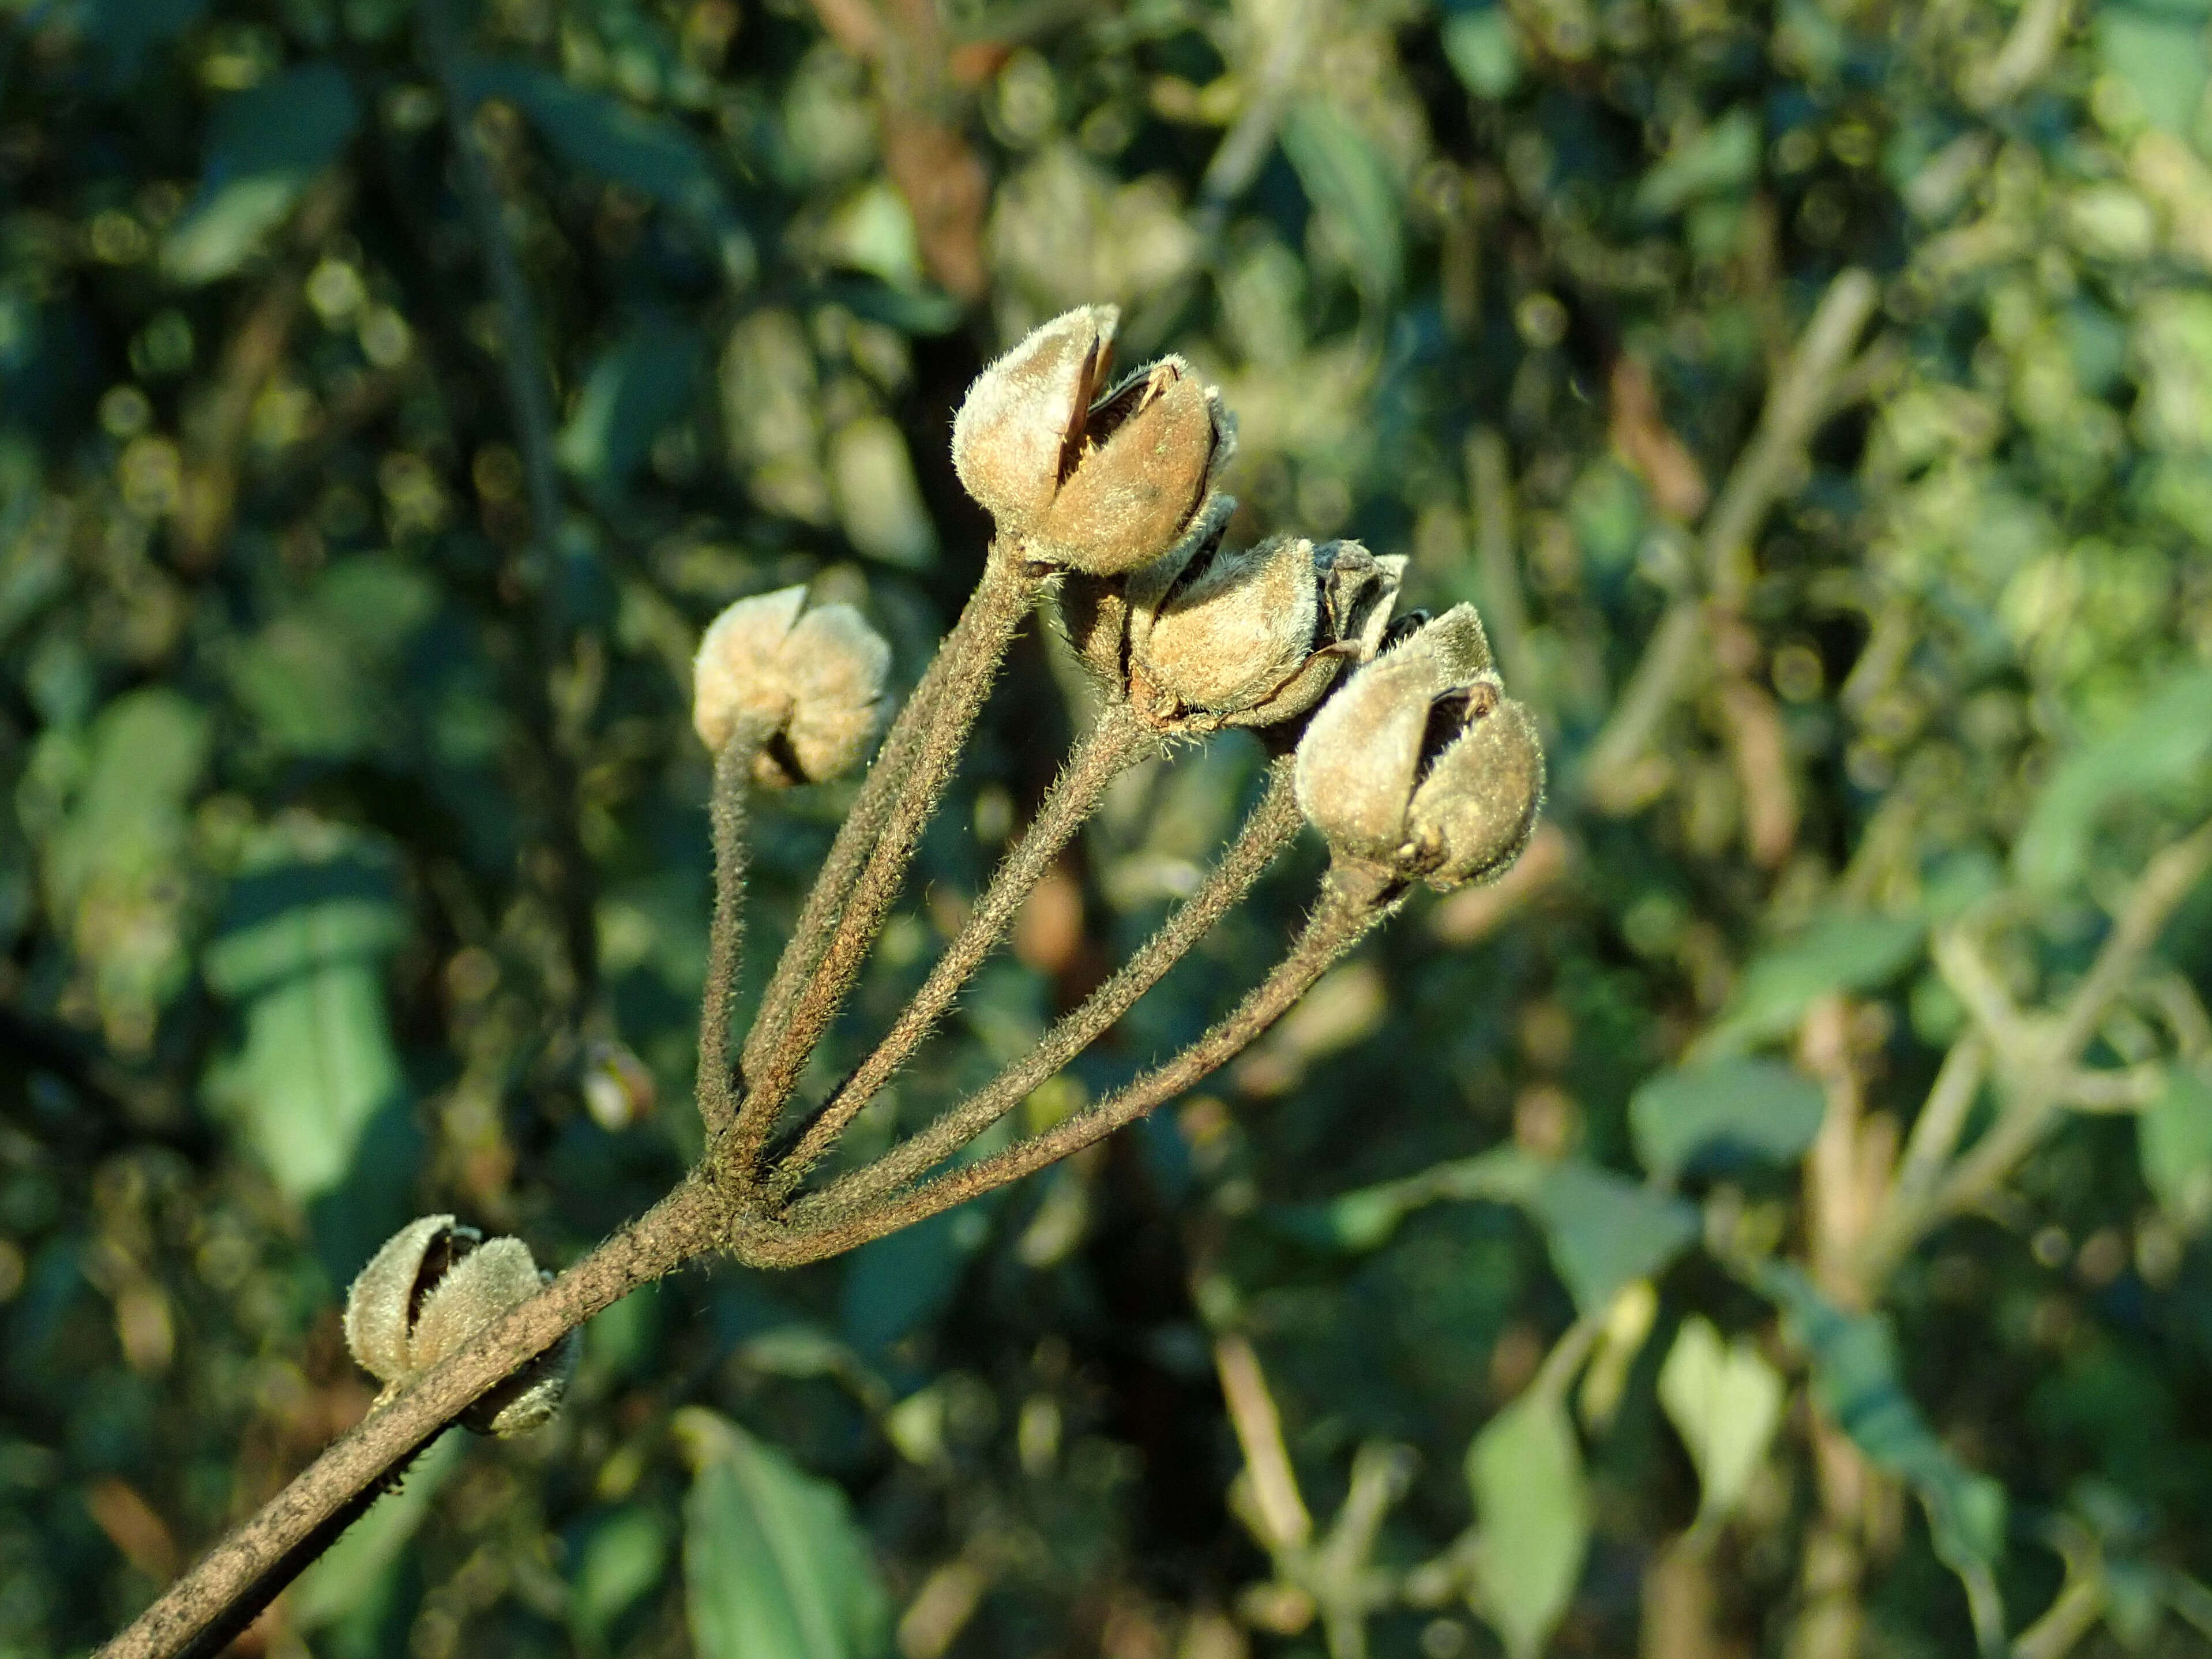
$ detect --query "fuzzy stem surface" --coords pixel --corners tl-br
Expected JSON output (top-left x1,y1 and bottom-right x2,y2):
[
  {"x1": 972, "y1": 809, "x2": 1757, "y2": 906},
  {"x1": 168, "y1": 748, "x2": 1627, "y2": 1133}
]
[
  {"x1": 96, "y1": 1178, "x2": 728, "y2": 1659},
  {"x1": 798, "y1": 757, "x2": 1305, "y2": 1218},
  {"x1": 730, "y1": 551, "x2": 1041, "y2": 1179},
  {"x1": 775, "y1": 700, "x2": 1158, "y2": 1191}
]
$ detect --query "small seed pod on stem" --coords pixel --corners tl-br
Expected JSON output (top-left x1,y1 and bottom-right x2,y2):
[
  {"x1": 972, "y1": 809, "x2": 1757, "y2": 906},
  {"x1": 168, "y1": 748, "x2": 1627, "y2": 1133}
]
[
  {"x1": 1293, "y1": 605, "x2": 1546, "y2": 890},
  {"x1": 343, "y1": 1216, "x2": 580, "y2": 1436},
  {"x1": 1121, "y1": 505, "x2": 1404, "y2": 731},
  {"x1": 952, "y1": 306, "x2": 1233, "y2": 575},
  {"x1": 693, "y1": 585, "x2": 893, "y2": 787}
]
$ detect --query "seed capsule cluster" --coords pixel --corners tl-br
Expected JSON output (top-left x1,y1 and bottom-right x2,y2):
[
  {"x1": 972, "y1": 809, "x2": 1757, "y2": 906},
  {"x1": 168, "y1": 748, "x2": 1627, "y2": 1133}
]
[
  {"x1": 949, "y1": 304, "x2": 1545, "y2": 888},
  {"x1": 344, "y1": 1215, "x2": 579, "y2": 1437},
  {"x1": 1293, "y1": 607, "x2": 1545, "y2": 889}
]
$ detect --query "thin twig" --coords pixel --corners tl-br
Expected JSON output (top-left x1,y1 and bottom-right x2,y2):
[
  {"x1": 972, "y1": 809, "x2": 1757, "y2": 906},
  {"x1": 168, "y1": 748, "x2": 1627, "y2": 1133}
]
[
  {"x1": 730, "y1": 554, "x2": 1042, "y2": 1176},
  {"x1": 1216, "y1": 1333, "x2": 1315, "y2": 1552},
  {"x1": 752, "y1": 865, "x2": 1395, "y2": 1263},
  {"x1": 1578, "y1": 269, "x2": 1879, "y2": 808},
  {"x1": 419, "y1": 0, "x2": 599, "y2": 1012},
  {"x1": 96, "y1": 1178, "x2": 729, "y2": 1659},
  {"x1": 694, "y1": 720, "x2": 777, "y2": 1146},
  {"x1": 738, "y1": 620, "x2": 958, "y2": 1101},
  {"x1": 1887, "y1": 1033, "x2": 1988, "y2": 1207},
  {"x1": 1467, "y1": 429, "x2": 1537, "y2": 698},
  {"x1": 793, "y1": 759, "x2": 1305, "y2": 1218},
  {"x1": 1857, "y1": 816, "x2": 2212, "y2": 1289},
  {"x1": 772, "y1": 701, "x2": 1158, "y2": 1191}
]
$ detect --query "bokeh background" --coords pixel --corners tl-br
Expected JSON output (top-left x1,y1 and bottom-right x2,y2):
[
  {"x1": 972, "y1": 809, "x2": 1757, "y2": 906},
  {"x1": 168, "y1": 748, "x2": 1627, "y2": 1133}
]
[{"x1": 6, "y1": 0, "x2": 2212, "y2": 1655}]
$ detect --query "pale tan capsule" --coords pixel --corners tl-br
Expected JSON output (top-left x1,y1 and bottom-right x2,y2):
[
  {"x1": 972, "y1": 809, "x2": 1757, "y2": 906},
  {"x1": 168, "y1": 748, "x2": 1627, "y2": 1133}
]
[
  {"x1": 343, "y1": 1218, "x2": 576, "y2": 1437},
  {"x1": 1134, "y1": 532, "x2": 1316, "y2": 717},
  {"x1": 1031, "y1": 359, "x2": 1226, "y2": 575},
  {"x1": 778, "y1": 603, "x2": 893, "y2": 786},
  {"x1": 343, "y1": 1214, "x2": 475, "y2": 1387},
  {"x1": 692, "y1": 585, "x2": 806, "y2": 752},
  {"x1": 1293, "y1": 648, "x2": 1448, "y2": 858},
  {"x1": 1410, "y1": 697, "x2": 1546, "y2": 889},
  {"x1": 410, "y1": 1235, "x2": 545, "y2": 1372},
  {"x1": 692, "y1": 587, "x2": 893, "y2": 786},
  {"x1": 951, "y1": 305, "x2": 1117, "y2": 531},
  {"x1": 467, "y1": 1326, "x2": 580, "y2": 1438}
]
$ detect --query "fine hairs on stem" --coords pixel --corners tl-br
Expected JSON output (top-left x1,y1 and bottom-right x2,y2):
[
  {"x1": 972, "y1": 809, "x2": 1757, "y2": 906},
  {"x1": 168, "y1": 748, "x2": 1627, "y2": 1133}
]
[{"x1": 95, "y1": 303, "x2": 1550, "y2": 1659}]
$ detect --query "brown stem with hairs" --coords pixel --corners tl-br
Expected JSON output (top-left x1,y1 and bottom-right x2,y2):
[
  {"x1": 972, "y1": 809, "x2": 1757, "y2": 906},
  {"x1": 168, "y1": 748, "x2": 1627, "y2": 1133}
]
[
  {"x1": 97, "y1": 1177, "x2": 731, "y2": 1659},
  {"x1": 726, "y1": 551, "x2": 1043, "y2": 1182},
  {"x1": 771, "y1": 700, "x2": 1159, "y2": 1193},
  {"x1": 754, "y1": 862, "x2": 1395, "y2": 1264},
  {"x1": 802, "y1": 757, "x2": 1306, "y2": 1217}
]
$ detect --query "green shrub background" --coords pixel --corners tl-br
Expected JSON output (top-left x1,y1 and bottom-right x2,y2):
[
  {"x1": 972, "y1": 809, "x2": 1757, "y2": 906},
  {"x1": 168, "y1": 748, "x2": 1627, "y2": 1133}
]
[{"x1": 3, "y1": 0, "x2": 2212, "y2": 1655}]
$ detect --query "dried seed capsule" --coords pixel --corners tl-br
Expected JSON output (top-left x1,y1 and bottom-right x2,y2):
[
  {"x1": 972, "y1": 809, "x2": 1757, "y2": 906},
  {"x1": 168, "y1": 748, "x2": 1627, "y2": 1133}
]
[
  {"x1": 1031, "y1": 358, "x2": 1230, "y2": 575},
  {"x1": 1113, "y1": 506, "x2": 1405, "y2": 731},
  {"x1": 1131, "y1": 530, "x2": 1317, "y2": 719},
  {"x1": 1293, "y1": 604, "x2": 1544, "y2": 888},
  {"x1": 343, "y1": 1215, "x2": 478, "y2": 1387},
  {"x1": 779, "y1": 603, "x2": 895, "y2": 785},
  {"x1": 1293, "y1": 647, "x2": 1456, "y2": 859},
  {"x1": 342, "y1": 1217, "x2": 577, "y2": 1437},
  {"x1": 692, "y1": 585, "x2": 892, "y2": 786},
  {"x1": 410, "y1": 1236, "x2": 546, "y2": 1371},
  {"x1": 949, "y1": 307, "x2": 1233, "y2": 575},
  {"x1": 952, "y1": 305, "x2": 1117, "y2": 531},
  {"x1": 1408, "y1": 696, "x2": 1546, "y2": 888}
]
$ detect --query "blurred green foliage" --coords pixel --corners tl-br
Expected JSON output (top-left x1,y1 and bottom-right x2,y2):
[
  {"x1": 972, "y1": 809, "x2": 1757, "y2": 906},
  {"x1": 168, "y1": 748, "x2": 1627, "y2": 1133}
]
[{"x1": 3, "y1": 0, "x2": 2212, "y2": 1656}]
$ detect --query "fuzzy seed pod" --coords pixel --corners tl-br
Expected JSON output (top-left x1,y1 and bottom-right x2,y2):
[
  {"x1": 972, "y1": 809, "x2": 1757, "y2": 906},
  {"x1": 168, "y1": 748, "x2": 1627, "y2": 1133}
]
[
  {"x1": 1121, "y1": 510, "x2": 1405, "y2": 731},
  {"x1": 952, "y1": 306, "x2": 1117, "y2": 530},
  {"x1": 344, "y1": 1214, "x2": 481, "y2": 1387},
  {"x1": 1031, "y1": 358, "x2": 1229, "y2": 575},
  {"x1": 1407, "y1": 697, "x2": 1546, "y2": 888},
  {"x1": 343, "y1": 1217, "x2": 580, "y2": 1437},
  {"x1": 1292, "y1": 605, "x2": 1543, "y2": 889},
  {"x1": 693, "y1": 585, "x2": 892, "y2": 786},
  {"x1": 951, "y1": 307, "x2": 1232, "y2": 575}
]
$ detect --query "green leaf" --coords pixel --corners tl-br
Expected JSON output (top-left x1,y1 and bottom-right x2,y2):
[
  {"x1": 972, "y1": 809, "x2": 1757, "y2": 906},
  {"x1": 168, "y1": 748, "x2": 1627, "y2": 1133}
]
[
  {"x1": 1525, "y1": 1161, "x2": 1699, "y2": 1315},
  {"x1": 1698, "y1": 913, "x2": 1925, "y2": 1056},
  {"x1": 1467, "y1": 1391, "x2": 1589, "y2": 1659},
  {"x1": 1281, "y1": 1147, "x2": 1541, "y2": 1252},
  {"x1": 557, "y1": 315, "x2": 703, "y2": 495},
  {"x1": 460, "y1": 59, "x2": 737, "y2": 237},
  {"x1": 42, "y1": 688, "x2": 210, "y2": 917},
  {"x1": 202, "y1": 835, "x2": 407, "y2": 1201},
  {"x1": 1441, "y1": 7, "x2": 1522, "y2": 98},
  {"x1": 67, "y1": 0, "x2": 207, "y2": 92},
  {"x1": 2141, "y1": 1063, "x2": 2212, "y2": 1230},
  {"x1": 1634, "y1": 108, "x2": 1762, "y2": 218},
  {"x1": 230, "y1": 554, "x2": 438, "y2": 759},
  {"x1": 292, "y1": 1431, "x2": 465, "y2": 1631},
  {"x1": 839, "y1": 1208, "x2": 981, "y2": 1356},
  {"x1": 1759, "y1": 1266, "x2": 2008, "y2": 1652},
  {"x1": 1286, "y1": 1152, "x2": 1696, "y2": 1312},
  {"x1": 2095, "y1": 3, "x2": 2211, "y2": 135},
  {"x1": 1657, "y1": 1317, "x2": 1785, "y2": 1526},
  {"x1": 1629, "y1": 1059, "x2": 1827, "y2": 1182},
  {"x1": 163, "y1": 63, "x2": 359, "y2": 283},
  {"x1": 1280, "y1": 99, "x2": 1402, "y2": 301},
  {"x1": 677, "y1": 1407, "x2": 892, "y2": 1659},
  {"x1": 2014, "y1": 665, "x2": 2212, "y2": 892},
  {"x1": 570, "y1": 1504, "x2": 673, "y2": 1647}
]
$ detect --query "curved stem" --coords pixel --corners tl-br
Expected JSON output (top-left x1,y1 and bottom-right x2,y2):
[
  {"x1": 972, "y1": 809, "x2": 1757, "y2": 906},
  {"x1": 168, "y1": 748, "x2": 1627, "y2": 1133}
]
[
  {"x1": 97, "y1": 1178, "x2": 728, "y2": 1659},
  {"x1": 761, "y1": 862, "x2": 1393, "y2": 1264},
  {"x1": 797, "y1": 757, "x2": 1305, "y2": 1220},
  {"x1": 772, "y1": 702, "x2": 1157, "y2": 1193},
  {"x1": 729, "y1": 552, "x2": 1042, "y2": 1179},
  {"x1": 695, "y1": 720, "x2": 776, "y2": 1148}
]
